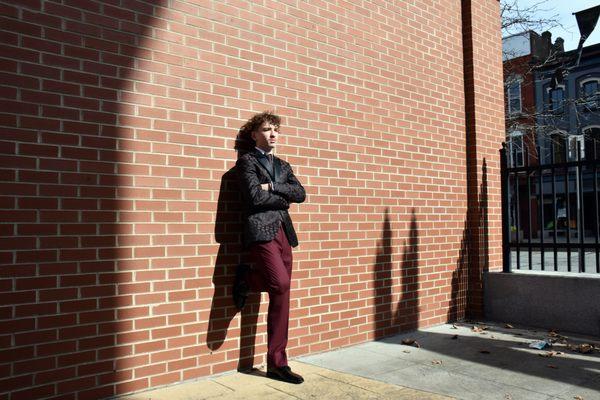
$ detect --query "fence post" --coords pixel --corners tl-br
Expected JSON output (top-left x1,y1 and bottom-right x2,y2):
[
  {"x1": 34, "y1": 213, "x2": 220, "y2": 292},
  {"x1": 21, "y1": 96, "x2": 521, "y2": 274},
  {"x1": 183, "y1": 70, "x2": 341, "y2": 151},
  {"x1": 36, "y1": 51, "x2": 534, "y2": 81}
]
[{"x1": 500, "y1": 143, "x2": 510, "y2": 273}]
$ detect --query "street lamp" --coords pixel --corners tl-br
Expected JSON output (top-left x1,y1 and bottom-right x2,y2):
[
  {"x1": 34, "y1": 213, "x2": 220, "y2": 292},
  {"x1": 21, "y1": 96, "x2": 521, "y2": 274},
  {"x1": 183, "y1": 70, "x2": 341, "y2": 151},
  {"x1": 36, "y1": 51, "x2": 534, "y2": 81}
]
[
  {"x1": 573, "y1": 5, "x2": 600, "y2": 67},
  {"x1": 549, "y1": 5, "x2": 600, "y2": 89}
]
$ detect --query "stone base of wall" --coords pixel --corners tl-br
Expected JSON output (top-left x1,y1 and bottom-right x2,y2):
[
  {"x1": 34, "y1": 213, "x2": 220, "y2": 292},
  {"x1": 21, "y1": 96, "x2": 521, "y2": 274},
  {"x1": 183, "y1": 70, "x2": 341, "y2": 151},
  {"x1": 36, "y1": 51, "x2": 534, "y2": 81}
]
[{"x1": 484, "y1": 271, "x2": 600, "y2": 337}]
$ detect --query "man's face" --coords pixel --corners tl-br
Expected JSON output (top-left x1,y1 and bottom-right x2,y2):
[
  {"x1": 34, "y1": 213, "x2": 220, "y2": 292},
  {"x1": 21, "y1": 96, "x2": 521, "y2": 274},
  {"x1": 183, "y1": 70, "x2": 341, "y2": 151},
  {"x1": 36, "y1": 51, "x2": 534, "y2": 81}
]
[{"x1": 252, "y1": 122, "x2": 279, "y2": 153}]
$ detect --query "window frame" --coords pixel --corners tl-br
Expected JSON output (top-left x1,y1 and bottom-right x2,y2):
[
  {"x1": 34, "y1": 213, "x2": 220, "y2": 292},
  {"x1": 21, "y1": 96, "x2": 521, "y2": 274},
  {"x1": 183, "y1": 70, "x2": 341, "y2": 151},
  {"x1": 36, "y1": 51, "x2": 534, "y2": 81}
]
[
  {"x1": 508, "y1": 130, "x2": 525, "y2": 167},
  {"x1": 583, "y1": 126, "x2": 600, "y2": 160},
  {"x1": 580, "y1": 78, "x2": 600, "y2": 111},
  {"x1": 506, "y1": 76, "x2": 523, "y2": 115},
  {"x1": 547, "y1": 85, "x2": 565, "y2": 114}
]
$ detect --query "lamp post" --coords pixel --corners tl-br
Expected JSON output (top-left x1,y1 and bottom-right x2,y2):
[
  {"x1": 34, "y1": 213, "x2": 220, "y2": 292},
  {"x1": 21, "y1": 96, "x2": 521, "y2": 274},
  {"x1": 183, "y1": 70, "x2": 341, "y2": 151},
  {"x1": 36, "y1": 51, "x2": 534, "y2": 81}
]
[
  {"x1": 549, "y1": 5, "x2": 600, "y2": 90},
  {"x1": 573, "y1": 5, "x2": 600, "y2": 67}
]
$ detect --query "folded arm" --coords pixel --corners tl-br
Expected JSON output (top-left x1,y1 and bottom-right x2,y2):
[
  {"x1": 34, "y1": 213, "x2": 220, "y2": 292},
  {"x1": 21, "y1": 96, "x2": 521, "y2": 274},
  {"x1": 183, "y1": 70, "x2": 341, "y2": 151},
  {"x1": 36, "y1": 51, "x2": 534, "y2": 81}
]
[
  {"x1": 236, "y1": 157, "x2": 289, "y2": 212},
  {"x1": 272, "y1": 165, "x2": 306, "y2": 204}
]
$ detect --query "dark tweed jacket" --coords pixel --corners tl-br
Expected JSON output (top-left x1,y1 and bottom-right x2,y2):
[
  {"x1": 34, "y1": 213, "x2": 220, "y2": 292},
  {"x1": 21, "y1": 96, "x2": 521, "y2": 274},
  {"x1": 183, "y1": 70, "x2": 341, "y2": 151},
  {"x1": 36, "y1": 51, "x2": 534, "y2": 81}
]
[{"x1": 236, "y1": 150, "x2": 306, "y2": 249}]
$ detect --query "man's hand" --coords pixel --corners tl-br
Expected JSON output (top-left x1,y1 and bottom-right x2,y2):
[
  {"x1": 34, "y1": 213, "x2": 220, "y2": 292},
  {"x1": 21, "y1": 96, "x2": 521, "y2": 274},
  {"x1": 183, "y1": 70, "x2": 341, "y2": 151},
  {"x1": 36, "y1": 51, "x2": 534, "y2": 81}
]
[{"x1": 261, "y1": 183, "x2": 269, "y2": 191}]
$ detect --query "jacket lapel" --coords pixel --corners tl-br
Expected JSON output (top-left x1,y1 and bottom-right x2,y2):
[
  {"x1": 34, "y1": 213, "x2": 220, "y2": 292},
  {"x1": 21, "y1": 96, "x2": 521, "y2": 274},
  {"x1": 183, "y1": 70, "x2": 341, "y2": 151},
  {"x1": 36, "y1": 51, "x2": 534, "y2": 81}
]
[
  {"x1": 273, "y1": 157, "x2": 281, "y2": 183},
  {"x1": 254, "y1": 151, "x2": 276, "y2": 181}
]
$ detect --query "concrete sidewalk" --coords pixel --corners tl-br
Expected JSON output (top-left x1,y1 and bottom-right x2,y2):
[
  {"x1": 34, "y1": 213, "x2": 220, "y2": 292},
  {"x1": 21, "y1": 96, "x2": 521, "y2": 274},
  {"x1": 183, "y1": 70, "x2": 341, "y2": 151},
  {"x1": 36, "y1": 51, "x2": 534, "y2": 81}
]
[
  {"x1": 119, "y1": 360, "x2": 451, "y2": 400},
  {"x1": 120, "y1": 322, "x2": 600, "y2": 400},
  {"x1": 301, "y1": 322, "x2": 600, "y2": 400}
]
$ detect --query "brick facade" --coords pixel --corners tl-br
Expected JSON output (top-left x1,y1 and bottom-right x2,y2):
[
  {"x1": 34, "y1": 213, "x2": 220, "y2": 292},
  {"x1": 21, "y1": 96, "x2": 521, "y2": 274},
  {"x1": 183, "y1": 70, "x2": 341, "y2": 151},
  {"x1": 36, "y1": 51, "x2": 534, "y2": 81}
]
[{"x1": 0, "y1": 0, "x2": 505, "y2": 398}]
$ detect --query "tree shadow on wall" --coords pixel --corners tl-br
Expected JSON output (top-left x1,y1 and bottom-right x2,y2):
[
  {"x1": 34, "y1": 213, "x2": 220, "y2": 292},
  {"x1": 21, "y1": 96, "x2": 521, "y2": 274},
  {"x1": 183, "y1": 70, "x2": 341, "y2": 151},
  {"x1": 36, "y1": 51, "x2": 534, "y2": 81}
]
[
  {"x1": 393, "y1": 210, "x2": 420, "y2": 332},
  {"x1": 449, "y1": 159, "x2": 489, "y2": 322},
  {"x1": 374, "y1": 208, "x2": 419, "y2": 339},
  {"x1": 206, "y1": 166, "x2": 260, "y2": 372}
]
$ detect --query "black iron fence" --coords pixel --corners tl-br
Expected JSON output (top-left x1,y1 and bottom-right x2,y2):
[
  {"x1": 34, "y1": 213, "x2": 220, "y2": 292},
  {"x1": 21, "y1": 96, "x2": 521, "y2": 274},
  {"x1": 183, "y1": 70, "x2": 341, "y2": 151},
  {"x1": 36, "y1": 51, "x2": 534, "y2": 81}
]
[{"x1": 501, "y1": 141, "x2": 600, "y2": 274}]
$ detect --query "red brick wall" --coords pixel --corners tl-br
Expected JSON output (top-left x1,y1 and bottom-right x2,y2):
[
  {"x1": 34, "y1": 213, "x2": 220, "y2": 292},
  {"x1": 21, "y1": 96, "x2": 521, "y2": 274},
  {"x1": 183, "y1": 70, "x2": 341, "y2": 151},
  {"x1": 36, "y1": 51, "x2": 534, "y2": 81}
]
[
  {"x1": 461, "y1": 0, "x2": 506, "y2": 318},
  {"x1": 0, "y1": 0, "x2": 504, "y2": 398}
]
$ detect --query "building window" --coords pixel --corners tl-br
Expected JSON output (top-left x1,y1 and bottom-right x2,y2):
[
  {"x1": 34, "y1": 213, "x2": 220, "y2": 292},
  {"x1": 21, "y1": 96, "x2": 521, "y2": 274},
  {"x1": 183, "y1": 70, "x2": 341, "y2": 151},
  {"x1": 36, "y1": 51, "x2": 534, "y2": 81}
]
[
  {"x1": 581, "y1": 80, "x2": 599, "y2": 110},
  {"x1": 508, "y1": 131, "x2": 524, "y2": 167},
  {"x1": 549, "y1": 87, "x2": 565, "y2": 113},
  {"x1": 507, "y1": 80, "x2": 522, "y2": 115},
  {"x1": 584, "y1": 127, "x2": 600, "y2": 159},
  {"x1": 567, "y1": 135, "x2": 584, "y2": 161},
  {"x1": 548, "y1": 132, "x2": 566, "y2": 163}
]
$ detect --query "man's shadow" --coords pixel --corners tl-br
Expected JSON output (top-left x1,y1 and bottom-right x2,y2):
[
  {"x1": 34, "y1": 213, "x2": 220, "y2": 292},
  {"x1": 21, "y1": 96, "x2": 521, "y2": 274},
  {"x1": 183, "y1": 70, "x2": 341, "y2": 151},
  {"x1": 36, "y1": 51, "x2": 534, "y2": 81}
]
[{"x1": 206, "y1": 166, "x2": 261, "y2": 371}]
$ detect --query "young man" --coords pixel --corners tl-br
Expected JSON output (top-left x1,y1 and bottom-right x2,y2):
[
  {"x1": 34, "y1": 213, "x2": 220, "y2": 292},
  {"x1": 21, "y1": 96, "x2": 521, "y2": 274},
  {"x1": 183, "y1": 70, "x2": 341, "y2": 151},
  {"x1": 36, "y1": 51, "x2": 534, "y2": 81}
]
[{"x1": 234, "y1": 111, "x2": 306, "y2": 384}]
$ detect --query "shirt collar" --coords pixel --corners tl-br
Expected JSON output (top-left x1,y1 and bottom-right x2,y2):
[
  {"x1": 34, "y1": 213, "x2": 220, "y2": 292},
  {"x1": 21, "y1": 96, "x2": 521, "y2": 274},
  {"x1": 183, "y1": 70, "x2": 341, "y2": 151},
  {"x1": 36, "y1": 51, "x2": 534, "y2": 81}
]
[{"x1": 255, "y1": 147, "x2": 273, "y2": 157}]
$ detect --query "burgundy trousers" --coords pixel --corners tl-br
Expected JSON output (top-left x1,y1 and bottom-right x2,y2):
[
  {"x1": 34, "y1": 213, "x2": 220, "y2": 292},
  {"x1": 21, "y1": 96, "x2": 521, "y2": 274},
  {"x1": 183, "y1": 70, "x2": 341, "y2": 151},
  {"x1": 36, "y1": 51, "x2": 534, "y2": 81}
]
[{"x1": 247, "y1": 225, "x2": 293, "y2": 368}]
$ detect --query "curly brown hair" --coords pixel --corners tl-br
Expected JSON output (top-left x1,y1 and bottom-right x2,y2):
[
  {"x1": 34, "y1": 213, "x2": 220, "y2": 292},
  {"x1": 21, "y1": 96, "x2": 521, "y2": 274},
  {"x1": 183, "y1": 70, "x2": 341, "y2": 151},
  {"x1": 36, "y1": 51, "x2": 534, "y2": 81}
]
[{"x1": 235, "y1": 111, "x2": 281, "y2": 154}]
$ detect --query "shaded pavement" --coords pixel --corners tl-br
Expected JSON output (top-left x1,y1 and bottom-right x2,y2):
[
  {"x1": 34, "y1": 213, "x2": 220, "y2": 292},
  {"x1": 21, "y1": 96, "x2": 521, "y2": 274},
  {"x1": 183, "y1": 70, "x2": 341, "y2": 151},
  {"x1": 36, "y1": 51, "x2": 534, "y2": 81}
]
[
  {"x1": 301, "y1": 322, "x2": 600, "y2": 400},
  {"x1": 119, "y1": 322, "x2": 600, "y2": 400}
]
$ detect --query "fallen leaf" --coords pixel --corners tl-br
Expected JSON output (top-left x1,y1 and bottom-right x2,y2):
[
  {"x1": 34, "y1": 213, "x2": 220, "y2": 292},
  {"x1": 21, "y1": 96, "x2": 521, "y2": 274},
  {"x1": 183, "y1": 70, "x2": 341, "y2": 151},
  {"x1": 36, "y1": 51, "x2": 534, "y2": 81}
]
[
  {"x1": 451, "y1": 335, "x2": 458, "y2": 340},
  {"x1": 574, "y1": 395, "x2": 584, "y2": 400},
  {"x1": 451, "y1": 324, "x2": 458, "y2": 329},
  {"x1": 480, "y1": 350, "x2": 491, "y2": 354},
  {"x1": 549, "y1": 330, "x2": 569, "y2": 342},
  {"x1": 568, "y1": 344, "x2": 594, "y2": 354},
  {"x1": 403, "y1": 350, "x2": 411, "y2": 353},
  {"x1": 431, "y1": 360, "x2": 442, "y2": 365},
  {"x1": 472, "y1": 326, "x2": 482, "y2": 333},
  {"x1": 505, "y1": 324, "x2": 514, "y2": 329},
  {"x1": 504, "y1": 394, "x2": 513, "y2": 400},
  {"x1": 539, "y1": 351, "x2": 557, "y2": 358},
  {"x1": 579, "y1": 344, "x2": 594, "y2": 354},
  {"x1": 547, "y1": 364, "x2": 558, "y2": 369},
  {"x1": 401, "y1": 338, "x2": 421, "y2": 348}
]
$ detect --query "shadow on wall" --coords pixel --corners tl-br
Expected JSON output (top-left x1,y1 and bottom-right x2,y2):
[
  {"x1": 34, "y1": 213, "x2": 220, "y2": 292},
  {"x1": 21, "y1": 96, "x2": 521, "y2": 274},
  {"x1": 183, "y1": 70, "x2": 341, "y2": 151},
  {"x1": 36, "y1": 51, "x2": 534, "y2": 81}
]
[
  {"x1": 394, "y1": 211, "x2": 420, "y2": 332},
  {"x1": 374, "y1": 156, "x2": 488, "y2": 339},
  {"x1": 449, "y1": 159, "x2": 489, "y2": 321},
  {"x1": 374, "y1": 208, "x2": 419, "y2": 339},
  {"x1": 207, "y1": 165, "x2": 261, "y2": 372},
  {"x1": 0, "y1": 1, "x2": 224, "y2": 399}
]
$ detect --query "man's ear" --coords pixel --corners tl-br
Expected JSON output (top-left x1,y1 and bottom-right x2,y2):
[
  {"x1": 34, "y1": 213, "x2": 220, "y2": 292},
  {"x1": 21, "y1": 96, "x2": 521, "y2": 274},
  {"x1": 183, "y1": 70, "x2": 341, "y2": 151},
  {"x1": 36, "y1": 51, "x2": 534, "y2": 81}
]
[{"x1": 250, "y1": 131, "x2": 256, "y2": 141}]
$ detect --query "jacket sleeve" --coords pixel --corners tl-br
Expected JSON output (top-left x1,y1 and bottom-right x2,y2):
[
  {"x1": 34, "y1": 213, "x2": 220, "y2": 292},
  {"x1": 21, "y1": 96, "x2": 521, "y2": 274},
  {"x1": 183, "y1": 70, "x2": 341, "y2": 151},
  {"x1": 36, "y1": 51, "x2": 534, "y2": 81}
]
[
  {"x1": 236, "y1": 156, "x2": 289, "y2": 212},
  {"x1": 272, "y1": 162, "x2": 306, "y2": 204}
]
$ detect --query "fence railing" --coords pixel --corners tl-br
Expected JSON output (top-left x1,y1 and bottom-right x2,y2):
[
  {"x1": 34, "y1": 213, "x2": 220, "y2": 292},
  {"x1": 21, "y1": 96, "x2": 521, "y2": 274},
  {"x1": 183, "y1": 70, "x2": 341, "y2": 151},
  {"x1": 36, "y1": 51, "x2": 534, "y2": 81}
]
[{"x1": 500, "y1": 141, "x2": 600, "y2": 274}]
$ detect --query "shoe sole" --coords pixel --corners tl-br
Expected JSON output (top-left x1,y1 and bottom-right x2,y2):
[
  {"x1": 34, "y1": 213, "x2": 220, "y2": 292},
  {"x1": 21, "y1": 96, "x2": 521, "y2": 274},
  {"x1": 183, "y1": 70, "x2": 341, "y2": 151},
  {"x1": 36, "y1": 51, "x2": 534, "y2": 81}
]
[{"x1": 266, "y1": 371, "x2": 303, "y2": 384}]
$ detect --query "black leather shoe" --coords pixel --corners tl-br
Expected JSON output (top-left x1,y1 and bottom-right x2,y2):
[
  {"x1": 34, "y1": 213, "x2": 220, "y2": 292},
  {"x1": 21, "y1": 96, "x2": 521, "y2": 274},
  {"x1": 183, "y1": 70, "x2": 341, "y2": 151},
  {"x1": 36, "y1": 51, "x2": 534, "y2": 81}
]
[
  {"x1": 266, "y1": 366, "x2": 304, "y2": 384},
  {"x1": 233, "y1": 264, "x2": 250, "y2": 310}
]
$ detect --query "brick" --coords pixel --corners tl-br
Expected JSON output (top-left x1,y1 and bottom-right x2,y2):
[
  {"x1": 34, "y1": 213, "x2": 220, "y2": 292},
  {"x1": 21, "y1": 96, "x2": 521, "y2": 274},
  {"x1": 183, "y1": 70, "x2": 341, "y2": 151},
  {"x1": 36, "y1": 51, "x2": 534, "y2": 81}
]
[
  {"x1": 10, "y1": 384, "x2": 55, "y2": 400},
  {"x1": 0, "y1": 374, "x2": 33, "y2": 393}
]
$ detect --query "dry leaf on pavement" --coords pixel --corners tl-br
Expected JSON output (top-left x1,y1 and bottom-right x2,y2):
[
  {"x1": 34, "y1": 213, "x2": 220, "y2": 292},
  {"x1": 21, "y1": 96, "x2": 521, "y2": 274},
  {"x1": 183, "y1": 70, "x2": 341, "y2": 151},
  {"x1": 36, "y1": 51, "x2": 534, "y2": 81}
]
[
  {"x1": 505, "y1": 323, "x2": 514, "y2": 329},
  {"x1": 578, "y1": 344, "x2": 594, "y2": 354},
  {"x1": 401, "y1": 338, "x2": 421, "y2": 348}
]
